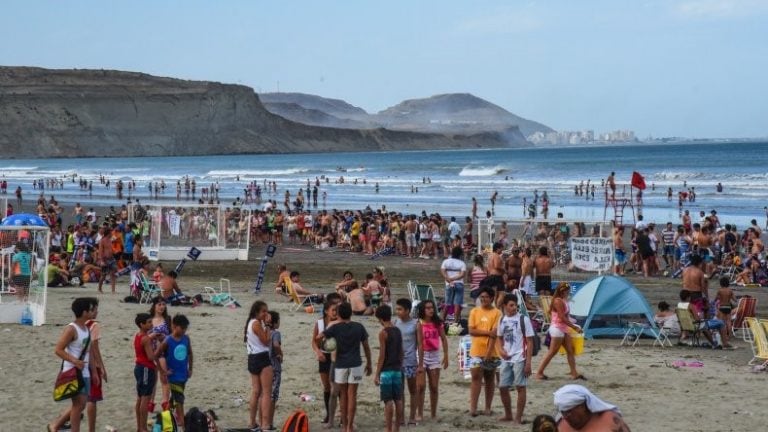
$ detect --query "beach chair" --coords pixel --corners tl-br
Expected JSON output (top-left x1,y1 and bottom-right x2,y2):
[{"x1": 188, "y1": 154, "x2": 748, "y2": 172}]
[
  {"x1": 203, "y1": 278, "x2": 238, "y2": 307},
  {"x1": 731, "y1": 296, "x2": 757, "y2": 341},
  {"x1": 138, "y1": 273, "x2": 160, "y2": 304},
  {"x1": 620, "y1": 321, "x2": 672, "y2": 348},
  {"x1": 744, "y1": 318, "x2": 768, "y2": 367},
  {"x1": 675, "y1": 307, "x2": 703, "y2": 346},
  {"x1": 285, "y1": 277, "x2": 320, "y2": 312},
  {"x1": 537, "y1": 295, "x2": 553, "y2": 332}
]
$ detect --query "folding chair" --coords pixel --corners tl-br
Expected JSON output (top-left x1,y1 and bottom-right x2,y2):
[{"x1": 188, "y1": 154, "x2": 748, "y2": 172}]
[
  {"x1": 139, "y1": 273, "x2": 160, "y2": 304},
  {"x1": 744, "y1": 318, "x2": 768, "y2": 367},
  {"x1": 203, "y1": 278, "x2": 237, "y2": 307},
  {"x1": 675, "y1": 307, "x2": 703, "y2": 346},
  {"x1": 620, "y1": 321, "x2": 672, "y2": 347},
  {"x1": 537, "y1": 296, "x2": 553, "y2": 332},
  {"x1": 414, "y1": 283, "x2": 436, "y2": 304},
  {"x1": 285, "y1": 277, "x2": 321, "y2": 312},
  {"x1": 731, "y1": 296, "x2": 757, "y2": 341}
]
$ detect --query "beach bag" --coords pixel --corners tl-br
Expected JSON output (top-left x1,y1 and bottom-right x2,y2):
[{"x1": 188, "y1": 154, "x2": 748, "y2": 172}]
[
  {"x1": 153, "y1": 409, "x2": 178, "y2": 432},
  {"x1": 520, "y1": 315, "x2": 541, "y2": 356},
  {"x1": 282, "y1": 409, "x2": 309, "y2": 432},
  {"x1": 52, "y1": 331, "x2": 90, "y2": 401},
  {"x1": 184, "y1": 407, "x2": 219, "y2": 432}
]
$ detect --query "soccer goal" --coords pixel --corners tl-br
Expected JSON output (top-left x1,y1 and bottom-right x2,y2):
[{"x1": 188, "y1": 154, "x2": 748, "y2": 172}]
[
  {"x1": 128, "y1": 202, "x2": 251, "y2": 261},
  {"x1": 0, "y1": 225, "x2": 50, "y2": 325}
]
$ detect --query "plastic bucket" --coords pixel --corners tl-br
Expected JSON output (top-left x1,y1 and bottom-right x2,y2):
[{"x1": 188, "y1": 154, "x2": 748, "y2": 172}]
[{"x1": 558, "y1": 333, "x2": 584, "y2": 356}]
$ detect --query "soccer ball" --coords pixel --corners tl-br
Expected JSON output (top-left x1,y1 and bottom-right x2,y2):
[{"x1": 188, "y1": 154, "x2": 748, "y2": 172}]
[{"x1": 323, "y1": 337, "x2": 337, "y2": 352}]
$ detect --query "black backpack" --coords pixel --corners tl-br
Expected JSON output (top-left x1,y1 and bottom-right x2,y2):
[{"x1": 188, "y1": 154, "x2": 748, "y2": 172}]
[
  {"x1": 184, "y1": 407, "x2": 218, "y2": 432},
  {"x1": 520, "y1": 315, "x2": 541, "y2": 356}
]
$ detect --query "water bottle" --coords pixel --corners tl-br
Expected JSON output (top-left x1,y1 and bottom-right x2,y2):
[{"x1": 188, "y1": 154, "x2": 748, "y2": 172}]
[{"x1": 20, "y1": 306, "x2": 33, "y2": 326}]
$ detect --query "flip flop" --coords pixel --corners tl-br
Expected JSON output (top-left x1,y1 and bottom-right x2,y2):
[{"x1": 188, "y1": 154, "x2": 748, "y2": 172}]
[
  {"x1": 574, "y1": 374, "x2": 588, "y2": 381},
  {"x1": 535, "y1": 374, "x2": 549, "y2": 380}
]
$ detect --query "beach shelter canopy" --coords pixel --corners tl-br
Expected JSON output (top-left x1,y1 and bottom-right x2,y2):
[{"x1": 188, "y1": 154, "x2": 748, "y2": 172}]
[
  {"x1": 569, "y1": 275, "x2": 656, "y2": 338},
  {"x1": 1, "y1": 213, "x2": 48, "y2": 227}
]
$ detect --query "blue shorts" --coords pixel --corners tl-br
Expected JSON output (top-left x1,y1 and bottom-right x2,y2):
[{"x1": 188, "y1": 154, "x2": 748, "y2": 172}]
[
  {"x1": 445, "y1": 282, "x2": 465, "y2": 306},
  {"x1": 615, "y1": 249, "x2": 627, "y2": 265},
  {"x1": 379, "y1": 370, "x2": 403, "y2": 402},
  {"x1": 499, "y1": 361, "x2": 527, "y2": 388},
  {"x1": 705, "y1": 319, "x2": 724, "y2": 330},
  {"x1": 402, "y1": 365, "x2": 418, "y2": 379},
  {"x1": 134, "y1": 365, "x2": 156, "y2": 397},
  {"x1": 663, "y1": 245, "x2": 675, "y2": 257}
]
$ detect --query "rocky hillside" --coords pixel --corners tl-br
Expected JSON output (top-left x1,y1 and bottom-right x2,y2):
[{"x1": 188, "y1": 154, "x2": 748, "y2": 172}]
[
  {"x1": 0, "y1": 67, "x2": 528, "y2": 158},
  {"x1": 261, "y1": 91, "x2": 552, "y2": 137}
]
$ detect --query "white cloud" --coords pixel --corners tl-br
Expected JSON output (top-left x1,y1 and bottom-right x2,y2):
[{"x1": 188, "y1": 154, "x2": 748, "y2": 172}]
[{"x1": 675, "y1": 0, "x2": 768, "y2": 19}]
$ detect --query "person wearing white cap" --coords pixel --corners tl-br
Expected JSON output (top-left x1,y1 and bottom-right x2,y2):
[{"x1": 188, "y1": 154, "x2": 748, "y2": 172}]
[{"x1": 553, "y1": 384, "x2": 629, "y2": 431}]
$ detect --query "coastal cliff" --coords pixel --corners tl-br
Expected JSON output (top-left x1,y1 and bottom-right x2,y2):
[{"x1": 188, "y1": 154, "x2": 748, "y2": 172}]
[{"x1": 0, "y1": 67, "x2": 528, "y2": 158}]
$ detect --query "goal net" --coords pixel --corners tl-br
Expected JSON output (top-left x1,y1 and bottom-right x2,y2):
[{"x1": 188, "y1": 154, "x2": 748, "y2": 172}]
[
  {"x1": 128, "y1": 202, "x2": 251, "y2": 261},
  {"x1": 0, "y1": 225, "x2": 50, "y2": 325}
]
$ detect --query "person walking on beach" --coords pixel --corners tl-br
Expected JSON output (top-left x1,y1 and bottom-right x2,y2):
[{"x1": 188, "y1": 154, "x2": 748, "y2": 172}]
[
  {"x1": 96, "y1": 226, "x2": 116, "y2": 294},
  {"x1": 319, "y1": 302, "x2": 373, "y2": 432},
  {"x1": 374, "y1": 305, "x2": 404, "y2": 432},
  {"x1": 49, "y1": 297, "x2": 98, "y2": 432},
  {"x1": 311, "y1": 295, "x2": 342, "y2": 425},
  {"x1": 535, "y1": 283, "x2": 585, "y2": 381}
]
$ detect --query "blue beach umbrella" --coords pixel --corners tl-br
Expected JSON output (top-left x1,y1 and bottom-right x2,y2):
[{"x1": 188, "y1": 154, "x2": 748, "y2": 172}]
[{"x1": 1, "y1": 213, "x2": 48, "y2": 227}]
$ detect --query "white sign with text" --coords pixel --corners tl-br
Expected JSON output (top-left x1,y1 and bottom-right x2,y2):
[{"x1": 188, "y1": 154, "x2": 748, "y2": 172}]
[{"x1": 570, "y1": 237, "x2": 613, "y2": 272}]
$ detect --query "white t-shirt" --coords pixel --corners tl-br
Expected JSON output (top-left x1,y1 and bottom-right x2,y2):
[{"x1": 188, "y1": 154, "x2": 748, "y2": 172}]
[
  {"x1": 497, "y1": 313, "x2": 534, "y2": 363},
  {"x1": 448, "y1": 221, "x2": 461, "y2": 238},
  {"x1": 440, "y1": 257, "x2": 467, "y2": 285}
]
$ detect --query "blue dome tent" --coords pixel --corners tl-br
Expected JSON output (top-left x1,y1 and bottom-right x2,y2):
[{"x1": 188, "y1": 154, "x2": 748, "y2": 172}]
[{"x1": 569, "y1": 275, "x2": 657, "y2": 338}]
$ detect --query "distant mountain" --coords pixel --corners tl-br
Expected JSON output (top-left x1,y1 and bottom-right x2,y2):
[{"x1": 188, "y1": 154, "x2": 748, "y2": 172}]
[
  {"x1": 262, "y1": 102, "x2": 370, "y2": 130},
  {"x1": 375, "y1": 93, "x2": 553, "y2": 137},
  {"x1": 260, "y1": 92, "x2": 368, "y2": 120},
  {"x1": 260, "y1": 92, "x2": 552, "y2": 137},
  {"x1": 0, "y1": 67, "x2": 528, "y2": 158}
]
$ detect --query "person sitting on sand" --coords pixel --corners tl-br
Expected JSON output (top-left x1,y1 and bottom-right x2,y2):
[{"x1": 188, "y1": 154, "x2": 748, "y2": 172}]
[
  {"x1": 553, "y1": 384, "x2": 629, "y2": 431},
  {"x1": 274, "y1": 264, "x2": 290, "y2": 296},
  {"x1": 348, "y1": 283, "x2": 373, "y2": 316},
  {"x1": 159, "y1": 270, "x2": 185, "y2": 303},
  {"x1": 335, "y1": 271, "x2": 358, "y2": 294}
]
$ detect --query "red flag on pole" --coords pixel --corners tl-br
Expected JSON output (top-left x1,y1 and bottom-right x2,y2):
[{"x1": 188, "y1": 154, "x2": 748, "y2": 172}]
[{"x1": 631, "y1": 171, "x2": 646, "y2": 190}]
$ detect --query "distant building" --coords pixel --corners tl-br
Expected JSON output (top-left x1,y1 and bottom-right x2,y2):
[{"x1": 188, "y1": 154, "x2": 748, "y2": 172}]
[{"x1": 527, "y1": 129, "x2": 636, "y2": 145}]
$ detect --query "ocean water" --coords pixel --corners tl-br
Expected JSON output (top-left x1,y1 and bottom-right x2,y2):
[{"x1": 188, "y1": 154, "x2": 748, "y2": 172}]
[{"x1": 2, "y1": 141, "x2": 767, "y2": 226}]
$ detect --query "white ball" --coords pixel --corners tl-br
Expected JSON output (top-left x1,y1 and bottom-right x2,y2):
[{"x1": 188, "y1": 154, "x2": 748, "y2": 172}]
[{"x1": 323, "y1": 337, "x2": 337, "y2": 352}]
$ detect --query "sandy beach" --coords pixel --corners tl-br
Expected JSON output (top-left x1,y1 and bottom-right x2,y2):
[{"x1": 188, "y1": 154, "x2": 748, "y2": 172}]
[{"x1": 1, "y1": 243, "x2": 767, "y2": 432}]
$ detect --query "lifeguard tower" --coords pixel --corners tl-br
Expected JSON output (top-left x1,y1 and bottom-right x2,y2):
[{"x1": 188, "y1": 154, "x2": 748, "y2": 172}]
[{"x1": 603, "y1": 184, "x2": 638, "y2": 226}]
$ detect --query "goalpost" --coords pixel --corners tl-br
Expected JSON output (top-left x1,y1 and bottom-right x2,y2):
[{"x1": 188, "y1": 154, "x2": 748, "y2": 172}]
[
  {"x1": 128, "y1": 202, "x2": 251, "y2": 261},
  {"x1": 0, "y1": 225, "x2": 50, "y2": 326}
]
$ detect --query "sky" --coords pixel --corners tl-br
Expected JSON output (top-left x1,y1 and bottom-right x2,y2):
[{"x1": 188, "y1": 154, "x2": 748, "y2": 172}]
[{"x1": 1, "y1": 0, "x2": 767, "y2": 138}]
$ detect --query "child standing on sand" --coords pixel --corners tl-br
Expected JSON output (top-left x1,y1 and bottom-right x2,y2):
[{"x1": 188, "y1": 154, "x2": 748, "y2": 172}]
[
  {"x1": 496, "y1": 293, "x2": 534, "y2": 424},
  {"x1": 319, "y1": 302, "x2": 372, "y2": 432},
  {"x1": 415, "y1": 299, "x2": 449, "y2": 421},
  {"x1": 133, "y1": 313, "x2": 159, "y2": 432},
  {"x1": 375, "y1": 305, "x2": 405, "y2": 432},
  {"x1": 715, "y1": 276, "x2": 736, "y2": 348},
  {"x1": 268, "y1": 311, "x2": 283, "y2": 429},
  {"x1": 311, "y1": 295, "x2": 342, "y2": 425},
  {"x1": 393, "y1": 298, "x2": 420, "y2": 426},
  {"x1": 245, "y1": 301, "x2": 273, "y2": 431},
  {"x1": 155, "y1": 314, "x2": 193, "y2": 429}
]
